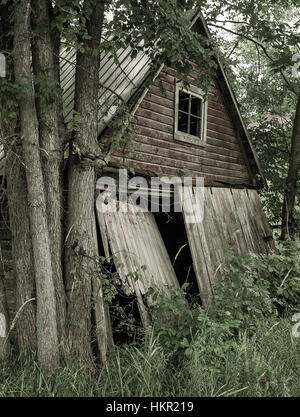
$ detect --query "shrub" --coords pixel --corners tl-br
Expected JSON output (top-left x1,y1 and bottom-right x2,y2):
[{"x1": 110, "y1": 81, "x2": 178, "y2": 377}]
[
  {"x1": 147, "y1": 284, "x2": 199, "y2": 360},
  {"x1": 259, "y1": 238, "x2": 300, "y2": 313},
  {"x1": 212, "y1": 250, "x2": 277, "y2": 335}
]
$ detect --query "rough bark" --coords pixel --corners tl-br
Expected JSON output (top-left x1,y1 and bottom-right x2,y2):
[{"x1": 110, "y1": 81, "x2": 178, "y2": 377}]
[
  {"x1": 65, "y1": 0, "x2": 111, "y2": 363},
  {"x1": 281, "y1": 96, "x2": 300, "y2": 240},
  {"x1": 31, "y1": 0, "x2": 67, "y2": 348},
  {"x1": 6, "y1": 145, "x2": 37, "y2": 352},
  {"x1": 14, "y1": 0, "x2": 59, "y2": 373},
  {"x1": 0, "y1": 277, "x2": 10, "y2": 359},
  {"x1": 0, "y1": 2, "x2": 36, "y2": 352}
]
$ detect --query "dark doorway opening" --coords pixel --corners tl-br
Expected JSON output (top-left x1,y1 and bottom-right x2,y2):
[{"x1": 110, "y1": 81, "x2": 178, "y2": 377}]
[{"x1": 154, "y1": 211, "x2": 201, "y2": 305}]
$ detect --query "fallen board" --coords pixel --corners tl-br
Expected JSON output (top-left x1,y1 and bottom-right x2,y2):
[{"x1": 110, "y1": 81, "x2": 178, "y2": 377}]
[
  {"x1": 96, "y1": 199, "x2": 180, "y2": 327},
  {"x1": 181, "y1": 187, "x2": 274, "y2": 306}
]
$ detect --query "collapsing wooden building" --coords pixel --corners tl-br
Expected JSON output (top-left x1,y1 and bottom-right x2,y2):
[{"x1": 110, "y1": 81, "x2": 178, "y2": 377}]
[
  {"x1": 66, "y1": 8, "x2": 274, "y2": 319},
  {"x1": 1, "y1": 9, "x2": 274, "y2": 328}
]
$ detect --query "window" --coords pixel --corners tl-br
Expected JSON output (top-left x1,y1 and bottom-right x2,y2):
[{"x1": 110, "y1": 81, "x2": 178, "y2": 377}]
[{"x1": 174, "y1": 82, "x2": 207, "y2": 145}]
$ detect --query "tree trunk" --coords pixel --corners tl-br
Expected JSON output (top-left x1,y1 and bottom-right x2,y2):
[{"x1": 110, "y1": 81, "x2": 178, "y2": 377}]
[
  {"x1": 0, "y1": 277, "x2": 10, "y2": 360},
  {"x1": 65, "y1": 0, "x2": 111, "y2": 363},
  {"x1": 281, "y1": 96, "x2": 300, "y2": 240},
  {"x1": 6, "y1": 145, "x2": 37, "y2": 352},
  {"x1": 0, "y1": 2, "x2": 37, "y2": 353},
  {"x1": 13, "y1": 0, "x2": 59, "y2": 373},
  {"x1": 31, "y1": 0, "x2": 67, "y2": 348}
]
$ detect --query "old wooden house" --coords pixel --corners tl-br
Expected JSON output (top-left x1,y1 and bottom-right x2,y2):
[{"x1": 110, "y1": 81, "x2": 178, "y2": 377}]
[{"x1": 1, "y1": 8, "x2": 273, "y2": 327}]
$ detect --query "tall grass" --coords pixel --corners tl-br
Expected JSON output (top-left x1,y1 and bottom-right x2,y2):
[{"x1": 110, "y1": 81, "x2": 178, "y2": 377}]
[
  {"x1": 1, "y1": 241, "x2": 299, "y2": 397},
  {"x1": 181, "y1": 319, "x2": 300, "y2": 397},
  {"x1": 0, "y1": 318, "x2": 299, "y2": 397}
]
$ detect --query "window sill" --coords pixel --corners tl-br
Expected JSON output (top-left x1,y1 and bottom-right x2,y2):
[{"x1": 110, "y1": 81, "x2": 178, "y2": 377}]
[{"x1": 174, "y1": 131, "x2": 206, "y2": 147}]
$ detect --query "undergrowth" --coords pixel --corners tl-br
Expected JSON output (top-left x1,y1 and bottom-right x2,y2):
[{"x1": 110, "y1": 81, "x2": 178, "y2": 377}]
[
  {"x1": 0, "y1": 319, "x2": 299, "y2": 397},
  {"x1": 0, "y1": 239, "x2": 299, "y2": 397}
]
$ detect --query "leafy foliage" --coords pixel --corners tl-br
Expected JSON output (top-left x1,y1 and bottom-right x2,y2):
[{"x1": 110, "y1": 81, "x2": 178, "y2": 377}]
[
  {"x1": 212, "y1": 251, "x2": 277, "y2": 332},
  {"x1": 201, "y1": 0, "x2": 299, "y2": 231},
  {"x1": 143, "y1": 239, "x2": 300, "y2": 365},
  {"x1": 104, "y1": 0, "x2": 217, "y2": 92},
  {"x1": 259, "y1": 239, "x2": 300, "y2": 312},
  {"x1": 147, "y1": 284, "x2": 197, "y2": 358}
]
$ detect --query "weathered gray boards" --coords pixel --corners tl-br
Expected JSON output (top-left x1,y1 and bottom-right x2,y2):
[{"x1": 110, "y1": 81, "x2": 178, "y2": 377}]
[{"x1": 95, "y1": 186, "x2": 273, "y2": 309}]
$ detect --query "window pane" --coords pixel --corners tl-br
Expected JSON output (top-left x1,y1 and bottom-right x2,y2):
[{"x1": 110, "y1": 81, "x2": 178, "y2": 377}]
[
  {"x1": 190, "y1": 116, "x2": 201, "y2": 137},
  {"x1": 179, "y1": 90, "x2": 190, "y2": 113},
  {"x1": 178, "y1": 111, "x2": 188, "y2": 133},
  {"x1": 191, "y1": 96, "x2": 201, "y2": 116}
]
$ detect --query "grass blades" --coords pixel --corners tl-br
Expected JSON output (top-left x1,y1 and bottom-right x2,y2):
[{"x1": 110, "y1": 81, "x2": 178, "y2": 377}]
[{"x1": 0, "y1": 319, "x2": 299, "y2": 397}]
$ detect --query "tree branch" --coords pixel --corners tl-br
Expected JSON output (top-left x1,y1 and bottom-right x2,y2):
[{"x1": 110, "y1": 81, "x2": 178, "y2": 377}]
[{"x1": 208, "y1": 22, "x2": 298, "y2": 95}]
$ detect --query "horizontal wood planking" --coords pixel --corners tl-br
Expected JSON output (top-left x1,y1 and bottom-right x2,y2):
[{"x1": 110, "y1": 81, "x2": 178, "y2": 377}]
[
  {"x1": 131, "y1": 142, "x2": 248, "y2": 173},
  {"x1": 148, "y1": 85, "x2": 174, "y2": 102},
  {"x1": 108, "y1": 64, "x2": 250, "y2": 185},
  {"x1": 135, "y1": 107, "x2": 173, "y2": 126},
  {"x1": 133, "y1": 133, "x2": 245, "y2": 163},
  {"x1": 207, "y1": 113, "x2": 232, "y2": 129},
  {"x1": 117, "y1": 123, "x2": 246, "y2": 160},
  {"x1": 110, "y1": 156, "x2": 251, "y2": 186},
  {"x1": 138, "y1": 100, "x2": 174, "y2": 118},
  {"x1": 134, "y1": 115, "x2": 173, "y2": 134},
  {"x1": 113, "y1": 137, "x2": 248, "y2": 174},
  {"x1": 134, "y1": 110, "x2": 238, "y2": 142},
  {"x1": 113, "y1": 148, "x2": 249, "y2": 180},
  {"x1": 133, "y1": 123, "x2": 242, "y2": 153}
]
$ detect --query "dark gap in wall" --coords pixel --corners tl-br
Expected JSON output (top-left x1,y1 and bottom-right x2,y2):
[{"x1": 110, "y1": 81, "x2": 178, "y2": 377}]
[
  {"x1": 94, "y1": 215, "x2": 142, "y2": 346},
  {"x1": 154, "y1": 211, "x2": 201, "y2": 305}
]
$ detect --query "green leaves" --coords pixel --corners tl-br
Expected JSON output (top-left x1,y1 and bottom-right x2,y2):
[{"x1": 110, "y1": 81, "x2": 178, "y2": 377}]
[
  {"x1": 213, "y1": 1, "x2": 299, "y2": 227},
  {"x1": 66, "y1": 111, "x2": 84, "y2": 133},
  {"x1": 105, "y1": 0, "x2": 217, "y2": 92}
]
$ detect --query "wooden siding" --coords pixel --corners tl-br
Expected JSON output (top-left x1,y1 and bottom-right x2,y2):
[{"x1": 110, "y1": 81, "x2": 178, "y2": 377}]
[
  {"x1": 95, "y1": 187, "x2": 274, "y2": 310},
  {"x1": 108, "y1": 65, "x2": 251, "y2": 186},
  {"x1": 181, "y1": 187, "x2": 274, "y2": 306},
  {"x1": 96, "y1": 199, "x2": 179, "y2": 327}
]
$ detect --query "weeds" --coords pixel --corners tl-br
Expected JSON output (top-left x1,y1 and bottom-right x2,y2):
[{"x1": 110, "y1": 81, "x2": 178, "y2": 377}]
[
  {"x1": 0, "y1": 239, "x2": 299, "y2": 397},
  {"x1": 0, "y1": 318, "x2": 299, "y2": 397}
]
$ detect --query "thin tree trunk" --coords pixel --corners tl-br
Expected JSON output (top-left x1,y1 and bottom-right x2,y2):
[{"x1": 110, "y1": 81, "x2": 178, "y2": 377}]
[
  {"x1": 13, "y1": 0, "x2": 59, "y2": 373},
  {"x1": 0, "y1": 277, "x2": 10, "y2": 359},
  {"x1": 65, "y1": 0, "x2": 111, "y2": 363},
  {"x1": 31, "y1": 0, "x2": 67, "y2": 348},
  {"x1": 281, "y1": 96, "x2": 300, "y2": 240}
]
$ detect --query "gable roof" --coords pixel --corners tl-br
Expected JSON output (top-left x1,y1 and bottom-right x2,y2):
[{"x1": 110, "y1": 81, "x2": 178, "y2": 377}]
[{"x1": 60, "y1": 7, "x2": 265, "y2": 186}]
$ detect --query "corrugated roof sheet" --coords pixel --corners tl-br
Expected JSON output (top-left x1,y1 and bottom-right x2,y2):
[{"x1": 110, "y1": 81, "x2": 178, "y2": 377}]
[{"x1": 60, "y1": 40, "x2": 152, "y2": 135}]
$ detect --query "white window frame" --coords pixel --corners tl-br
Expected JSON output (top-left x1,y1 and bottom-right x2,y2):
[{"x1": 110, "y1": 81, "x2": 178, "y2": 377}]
[{"x1": 174, "y1": 81, "x2": 207, "y2": 146}]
